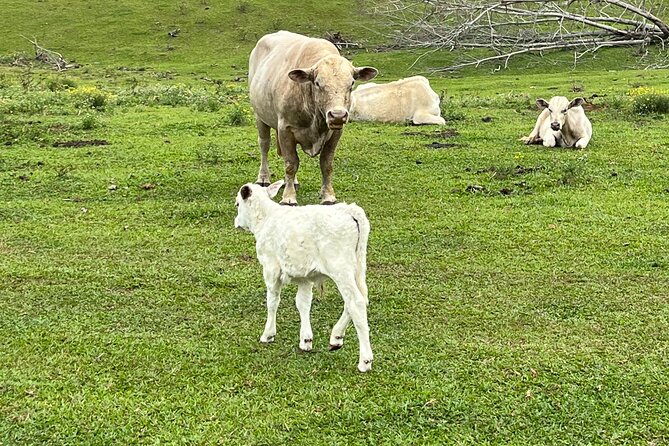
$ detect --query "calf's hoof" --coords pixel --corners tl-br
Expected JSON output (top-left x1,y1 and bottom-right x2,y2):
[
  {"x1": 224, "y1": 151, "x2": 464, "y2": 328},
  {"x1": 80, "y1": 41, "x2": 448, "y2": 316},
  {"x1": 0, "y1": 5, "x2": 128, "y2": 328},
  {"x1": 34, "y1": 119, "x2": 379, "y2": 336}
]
[
  {"x1": 321, "y1": 199, "x2": 336, "y2": 206},
  {"x1": 357, "y1": 359, "x2": 373, "y2": 373},
  {"x1": 280, "y1": 201, "x2": 297, "y2": 207},
  {"x1": 259, "y1": 334, "x2": 275, "y2": 343},
  {"x1": 299, "y1": 338, "x2": 313, "y2": 352},
  {"x1": 328, "y1": 343, "x2": 343, "y2": 351}
]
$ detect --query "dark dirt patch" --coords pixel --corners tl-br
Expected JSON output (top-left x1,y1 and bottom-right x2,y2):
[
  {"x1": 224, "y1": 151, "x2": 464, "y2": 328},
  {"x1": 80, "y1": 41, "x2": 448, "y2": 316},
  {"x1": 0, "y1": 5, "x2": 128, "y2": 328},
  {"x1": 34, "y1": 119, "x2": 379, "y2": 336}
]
[
  {"x1": 425, "y1": 142, "x2": 457, "y2": 149},
  {"x1": 401, "y1": 128, "x2": 459, "y2": 138},
  {"x1": 481, "y1": 116, "x2": 493, "y2": 123},
  {"x1": 53, "y1": 140, "x2": 109, "y2": 148}
]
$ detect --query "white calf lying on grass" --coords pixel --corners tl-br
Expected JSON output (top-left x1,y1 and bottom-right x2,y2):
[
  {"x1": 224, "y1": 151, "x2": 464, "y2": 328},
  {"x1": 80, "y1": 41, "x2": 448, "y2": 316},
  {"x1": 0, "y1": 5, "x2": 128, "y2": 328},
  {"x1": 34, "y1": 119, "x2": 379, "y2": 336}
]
[
  {"x1": 234, "y1": 180, "x2": 373, "y2": 372},
  {"x1": 523, "y1": 96, "x2": 592, "y2": 149}
]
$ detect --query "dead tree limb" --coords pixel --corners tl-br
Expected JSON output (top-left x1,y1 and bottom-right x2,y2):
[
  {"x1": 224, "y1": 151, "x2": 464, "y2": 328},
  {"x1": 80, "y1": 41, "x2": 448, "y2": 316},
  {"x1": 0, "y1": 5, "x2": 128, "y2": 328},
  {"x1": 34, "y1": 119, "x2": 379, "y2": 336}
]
[
  {"x1": 373, "y1": 0, "x2": 669, "y2": 70},
  {"x1": 20, "y1": 35, "x2": 79, "y2": 71}
]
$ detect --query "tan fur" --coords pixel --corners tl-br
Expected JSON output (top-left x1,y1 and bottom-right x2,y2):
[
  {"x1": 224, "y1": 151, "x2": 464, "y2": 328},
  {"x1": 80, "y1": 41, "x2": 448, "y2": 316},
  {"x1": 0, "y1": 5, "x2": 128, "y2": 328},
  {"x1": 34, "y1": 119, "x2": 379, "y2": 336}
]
[
  {"x1": 248, "y1": 31, "x2": 377, "y2": 205},
  {"x1": 349, "y1": 76, "x2": 445, "y2": 125}
]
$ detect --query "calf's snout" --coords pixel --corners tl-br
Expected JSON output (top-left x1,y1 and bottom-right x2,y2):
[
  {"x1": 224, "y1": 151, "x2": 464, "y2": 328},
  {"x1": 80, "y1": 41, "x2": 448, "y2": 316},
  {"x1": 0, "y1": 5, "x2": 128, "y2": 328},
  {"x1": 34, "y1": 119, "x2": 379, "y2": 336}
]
[{"x1": 551, "y1": 122, "x2": 561, "y2": 131}]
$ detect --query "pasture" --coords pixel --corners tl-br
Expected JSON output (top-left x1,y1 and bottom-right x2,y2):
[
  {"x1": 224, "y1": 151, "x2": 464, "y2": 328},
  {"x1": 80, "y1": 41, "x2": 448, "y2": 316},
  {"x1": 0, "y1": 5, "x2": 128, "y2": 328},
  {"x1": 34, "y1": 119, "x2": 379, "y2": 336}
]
[{"x1": 2, "y1": 1, "x2": 669, "y2": 444}]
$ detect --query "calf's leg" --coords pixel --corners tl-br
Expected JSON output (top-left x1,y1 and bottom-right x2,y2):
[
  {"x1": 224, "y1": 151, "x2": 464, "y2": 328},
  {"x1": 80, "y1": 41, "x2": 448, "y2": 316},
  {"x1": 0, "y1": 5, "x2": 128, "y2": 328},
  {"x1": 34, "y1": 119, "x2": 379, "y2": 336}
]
[
  {"x1": 295, "y1": 282, "x2": 314, "y2": 351},
  {"x1": 260, "y1": 269, "x2": 282, "y2": 343},
  {"x1": 334, "y1": 276, "x2": 373, "y2": 372},
  {"x1": 329, "y1": 306, "x2": 351, "y2": 351}
]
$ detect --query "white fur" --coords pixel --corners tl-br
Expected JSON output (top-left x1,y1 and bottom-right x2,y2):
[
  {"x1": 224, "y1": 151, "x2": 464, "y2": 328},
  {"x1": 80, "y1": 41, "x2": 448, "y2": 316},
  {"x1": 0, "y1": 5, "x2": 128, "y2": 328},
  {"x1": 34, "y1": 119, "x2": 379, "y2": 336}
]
[
  {"x1": 234, "y1": 181, "x2": 373, "y2": 372},
  {"x1": 523, "y1": 96, "x2": 592, "y2": 148},
  {"x1": 349, "y1": 75, "x2": 446, "y2": 125}
]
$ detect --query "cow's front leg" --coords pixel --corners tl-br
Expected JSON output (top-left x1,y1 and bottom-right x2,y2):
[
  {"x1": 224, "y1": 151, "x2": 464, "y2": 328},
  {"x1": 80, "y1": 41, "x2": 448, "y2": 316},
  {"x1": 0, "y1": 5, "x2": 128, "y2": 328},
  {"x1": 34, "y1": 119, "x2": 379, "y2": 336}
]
[
  {"x1": 542, "y1": 132, "x2": 557, "y2": 148},
  {"x1": 278, "y1": 128, "x2": 299, "y2": 206},
  {"x1": 260, "y1": 268, "x2": 282, "y2": 343},
  {"x1": 319, "y1": 131, "x2": 342, "y2": 205},
  {"x1": 574, "y1": 136, "x2": 590, "y2": 149},
  {"x1": 256, "y1": 119, "x2": 272, "y2": 186},
  {"x1": 295, "y1": 282, "x2": 314, "y2": 352}
]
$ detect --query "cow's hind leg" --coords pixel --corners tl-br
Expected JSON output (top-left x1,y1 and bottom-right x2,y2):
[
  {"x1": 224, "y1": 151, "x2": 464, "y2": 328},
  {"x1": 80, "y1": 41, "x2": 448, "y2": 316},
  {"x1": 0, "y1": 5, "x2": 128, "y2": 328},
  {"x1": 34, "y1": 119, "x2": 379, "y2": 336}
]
[
  {"x1": 333, "y1": 275, "x2": 373, "y2": 372},
  {"x1": 295, "y1": 282, "x2": 314, "y2": 351},
  {"x1": 412, "y1": 111, "x2": 446, "y2": 125},
  {"x1": 256, "y1": 119, "x2": 272, "y2": 186}
]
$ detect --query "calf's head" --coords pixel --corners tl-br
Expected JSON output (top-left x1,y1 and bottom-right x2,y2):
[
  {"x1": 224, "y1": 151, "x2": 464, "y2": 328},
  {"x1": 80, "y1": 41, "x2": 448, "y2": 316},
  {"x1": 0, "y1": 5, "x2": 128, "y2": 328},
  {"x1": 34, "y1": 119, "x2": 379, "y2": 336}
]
[
  {"x1": 234, "y1": 180, "x2": 284, "y2": 231},
  {"x1": 289, "y1": 55, "x2": 377, "y2": 130},
  {"x1": 536, "y1": 96, "x2": 584, "y2": 131}
]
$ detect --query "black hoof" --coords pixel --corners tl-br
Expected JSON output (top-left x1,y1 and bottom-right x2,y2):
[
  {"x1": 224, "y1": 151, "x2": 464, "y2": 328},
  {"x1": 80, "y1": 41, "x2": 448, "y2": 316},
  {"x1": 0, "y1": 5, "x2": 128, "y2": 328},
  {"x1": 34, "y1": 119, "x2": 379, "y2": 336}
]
[
  {"x1": 280, "y1": 202, "x2": 297, "y2": 206},
  {"x1": 256, "y1": 181, "x2": 270, "y2": 187},
  {"x1": 321, "y1": 200, "x2": 336, "y2": 206},
  {"x1": 329, "y1": 343, "x2": 343, "y2": 351}
]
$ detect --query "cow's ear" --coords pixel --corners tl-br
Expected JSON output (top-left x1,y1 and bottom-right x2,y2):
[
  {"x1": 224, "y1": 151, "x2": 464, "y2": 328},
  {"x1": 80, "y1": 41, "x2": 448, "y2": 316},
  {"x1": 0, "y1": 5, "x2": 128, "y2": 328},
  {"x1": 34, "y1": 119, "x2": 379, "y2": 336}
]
[
  {"x1": 569, "y1": 97, "x2": 584, "y2": 109},
  {"x1": 240, "y1": 184, "x2": 252, "y2": 201},
  {"x1": 536, "y1": 98, "x2": 549, "y2": 109},
  {"x1": 266, "y1": 180, "x2": 284, "y2": 199},
  {"x1": 354, "y1": 67, "x2": 378, "y2": 82},
  {"x1": 288, "y1": 69, "x2": 314, "y2": 83}
]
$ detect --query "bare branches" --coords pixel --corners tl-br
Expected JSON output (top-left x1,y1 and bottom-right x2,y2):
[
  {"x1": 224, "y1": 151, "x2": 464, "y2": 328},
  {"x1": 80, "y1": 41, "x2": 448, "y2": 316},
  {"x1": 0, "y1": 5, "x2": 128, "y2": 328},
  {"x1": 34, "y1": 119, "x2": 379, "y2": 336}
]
[
  {"x1": 21, "y1": 36, "x2": 79, "y2": 71},
  {"x1": 373, "y1": 0, "x2": 669, "y2": 70}
]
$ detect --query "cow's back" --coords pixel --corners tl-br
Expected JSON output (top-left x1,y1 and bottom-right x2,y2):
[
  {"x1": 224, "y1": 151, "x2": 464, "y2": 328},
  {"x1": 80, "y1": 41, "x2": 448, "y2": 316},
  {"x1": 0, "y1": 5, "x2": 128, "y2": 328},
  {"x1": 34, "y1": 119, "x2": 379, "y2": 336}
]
[
  {"x1": 249, "y1": 31, "x2": 340, "y2": 128},
  {"x1": 351, "y1": 76, "x2": 440, "y2": 122}
]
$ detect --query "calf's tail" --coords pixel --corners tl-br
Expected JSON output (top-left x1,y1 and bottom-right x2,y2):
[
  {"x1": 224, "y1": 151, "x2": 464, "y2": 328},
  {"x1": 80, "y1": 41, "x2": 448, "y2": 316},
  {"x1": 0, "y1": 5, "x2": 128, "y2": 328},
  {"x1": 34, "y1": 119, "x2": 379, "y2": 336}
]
[{"x1": 343, "y1": 204, "x2": 370, "y2": 303}]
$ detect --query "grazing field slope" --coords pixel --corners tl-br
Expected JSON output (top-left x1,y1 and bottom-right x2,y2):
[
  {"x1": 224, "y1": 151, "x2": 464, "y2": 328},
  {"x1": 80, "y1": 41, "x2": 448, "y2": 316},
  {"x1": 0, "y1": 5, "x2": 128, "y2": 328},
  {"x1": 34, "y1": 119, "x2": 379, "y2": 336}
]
[{"x1": 1, "y1": 1, "x2": 669, "y2": 445}]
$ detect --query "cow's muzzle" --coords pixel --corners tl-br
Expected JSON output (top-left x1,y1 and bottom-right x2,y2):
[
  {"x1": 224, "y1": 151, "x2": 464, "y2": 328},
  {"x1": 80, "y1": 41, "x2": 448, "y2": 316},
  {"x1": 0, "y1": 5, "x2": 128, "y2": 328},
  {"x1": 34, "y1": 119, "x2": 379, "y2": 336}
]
[
  {"x1": 551, "y1": 122, "x2": 561, "y2": 131},
  {"x1": 327, "y1": 109, "x2": 349, "y2": 130}
]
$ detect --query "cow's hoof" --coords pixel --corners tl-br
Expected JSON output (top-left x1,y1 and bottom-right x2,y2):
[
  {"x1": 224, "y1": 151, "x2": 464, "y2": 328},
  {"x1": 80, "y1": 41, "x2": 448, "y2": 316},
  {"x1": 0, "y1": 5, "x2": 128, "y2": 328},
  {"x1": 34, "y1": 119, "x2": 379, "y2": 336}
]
[
  {"x1": 260, "y1": 335, "x2": 275, "y2": 343},
  {"x1": 328, "y1": 343, "x2": 343, "y2": 351},
  {"x1": 256, "y1": 181, "x2": 270, "y2": 187},
  {"x1": 321, "y1": 200, "x2": 336, "y2": 206},
  {"x1": 280, "y1": 201, "x2": 297, "y2": 206}
]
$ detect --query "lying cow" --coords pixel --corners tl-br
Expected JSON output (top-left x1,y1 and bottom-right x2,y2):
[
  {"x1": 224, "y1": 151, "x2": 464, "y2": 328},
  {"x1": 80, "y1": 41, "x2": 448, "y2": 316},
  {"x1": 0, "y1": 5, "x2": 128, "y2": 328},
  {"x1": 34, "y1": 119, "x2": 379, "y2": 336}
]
[
  {"x1": 234, "y1": 180, "x2": 373, "y2": 372},
  {"x1": 350, "y1": 76, "x2": 446, "y2": 125},
  {"x1": 248, "y1": 31, "x2": 378, "y2": 205},
  {"x1": 522, "y1": 96, "x2": 592, "y2": 149}
]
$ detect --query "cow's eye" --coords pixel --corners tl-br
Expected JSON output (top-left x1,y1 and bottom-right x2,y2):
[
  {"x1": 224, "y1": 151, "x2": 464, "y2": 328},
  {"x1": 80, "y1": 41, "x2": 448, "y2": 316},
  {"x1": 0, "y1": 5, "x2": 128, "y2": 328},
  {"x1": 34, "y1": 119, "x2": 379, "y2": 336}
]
[
  {"x1": 235, "y1": 202, "x2": 239, "y2": 208},
  {"x1": 315, "y1": 81, "x2": 321, "y2": 88},
  {"x1": 561, "y1": 109, "x2": 567, "y2": 114},
  {"x1": 548, "y1": 108, "x2": 552, "y2": 113}
]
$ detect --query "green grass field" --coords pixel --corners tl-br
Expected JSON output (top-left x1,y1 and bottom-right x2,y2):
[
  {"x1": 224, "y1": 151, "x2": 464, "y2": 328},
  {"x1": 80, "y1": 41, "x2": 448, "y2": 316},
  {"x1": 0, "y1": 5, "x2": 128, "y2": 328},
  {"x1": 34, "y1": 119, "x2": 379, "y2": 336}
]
[{"x1": 1, "y1": 1, "x2": 669, "y2": 444}]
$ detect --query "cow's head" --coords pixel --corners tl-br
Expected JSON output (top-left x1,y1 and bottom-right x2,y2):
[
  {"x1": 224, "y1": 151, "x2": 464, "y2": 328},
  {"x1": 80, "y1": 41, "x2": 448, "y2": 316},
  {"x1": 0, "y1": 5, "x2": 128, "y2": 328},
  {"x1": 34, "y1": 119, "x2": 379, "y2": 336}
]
[
  {"x1": 536, "y1": 96, "x2": 584, "y2": 131},
  {"x1": 288, "y1": 55, "x2": 377, "y2": 130},
  {"x1": 234, "y1": 180, "x2": 284, "y2": 232}
]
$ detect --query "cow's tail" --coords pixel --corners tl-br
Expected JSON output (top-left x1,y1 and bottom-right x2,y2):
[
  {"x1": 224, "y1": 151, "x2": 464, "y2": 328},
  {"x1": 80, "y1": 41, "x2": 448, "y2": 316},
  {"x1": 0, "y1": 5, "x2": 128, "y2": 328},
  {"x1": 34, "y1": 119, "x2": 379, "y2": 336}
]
[{"x1": 343, "y1": 204, "x2": 370, "y2": 303}]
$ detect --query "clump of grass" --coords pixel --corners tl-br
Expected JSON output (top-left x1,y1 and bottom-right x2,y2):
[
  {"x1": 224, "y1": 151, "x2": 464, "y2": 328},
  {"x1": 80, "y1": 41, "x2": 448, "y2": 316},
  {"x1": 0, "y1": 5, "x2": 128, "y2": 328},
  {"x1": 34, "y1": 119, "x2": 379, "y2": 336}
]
[
  {"x1": 629, "y1": 86, "x2": 669, "y2": 115},
  {"x1": 46, "y1": 77, "x2": 77, "y2": 92},
  {"x1": 196, "y1": 143, "x2": 225, "y2": 165},
  {"x1": 222, "y1": 102, "x2": 251, "y2": 126},
  {"x1": 78, "y1": 114, "x2": 100, "y2": 130},
  {"x1": 69, "y1": 85, "x2": 112, "y2": 110}
]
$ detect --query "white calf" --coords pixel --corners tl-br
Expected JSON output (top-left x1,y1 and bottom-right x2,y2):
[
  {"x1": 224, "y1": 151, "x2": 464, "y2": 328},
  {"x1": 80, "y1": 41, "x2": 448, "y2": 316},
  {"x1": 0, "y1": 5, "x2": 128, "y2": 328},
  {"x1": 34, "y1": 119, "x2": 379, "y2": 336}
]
[
  {"x1": 234, "y1": 180, "x2": 373, "y2": 372},
  {"x1": 522, "y1": 96, "x2": 592, "y2": 149}
]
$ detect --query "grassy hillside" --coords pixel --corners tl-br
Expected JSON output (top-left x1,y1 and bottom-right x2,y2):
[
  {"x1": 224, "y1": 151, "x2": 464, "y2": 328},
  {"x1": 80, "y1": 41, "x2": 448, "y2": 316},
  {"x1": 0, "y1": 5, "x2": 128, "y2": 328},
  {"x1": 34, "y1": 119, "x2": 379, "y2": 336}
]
[{"x1": 2, "y1": 1, "x2": 669, "y2": 444}]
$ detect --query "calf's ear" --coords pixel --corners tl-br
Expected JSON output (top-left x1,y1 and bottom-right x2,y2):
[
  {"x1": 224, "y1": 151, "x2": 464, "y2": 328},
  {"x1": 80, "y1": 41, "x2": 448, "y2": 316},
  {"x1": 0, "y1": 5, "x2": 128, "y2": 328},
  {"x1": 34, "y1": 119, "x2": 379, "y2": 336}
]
[
  {"x1": 354, "y1": 67, "x2": 378, "y2": 82},
  {"x1": 288, "y1": 69, "x2": 314, "y2": 83},
  {"x1": 266, "y1": 180, "x2": 284, "y2": 199},
  {"x1": 536, "y1": 98, "x2": 549, "y2": 109},
  {"x1": 569, "y1": 97, "x2": 584, "y2": 109},
  {"x1": 240, "y1": 184, "x2": 252, "y2": 200}
]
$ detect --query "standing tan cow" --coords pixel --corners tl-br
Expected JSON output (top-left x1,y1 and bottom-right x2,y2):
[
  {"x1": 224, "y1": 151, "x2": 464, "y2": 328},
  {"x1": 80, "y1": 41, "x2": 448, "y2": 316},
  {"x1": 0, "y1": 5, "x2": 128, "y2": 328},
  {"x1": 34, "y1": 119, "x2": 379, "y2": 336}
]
[{"x1": 248, "y1": 31, "x2": 378, "y2": 205}]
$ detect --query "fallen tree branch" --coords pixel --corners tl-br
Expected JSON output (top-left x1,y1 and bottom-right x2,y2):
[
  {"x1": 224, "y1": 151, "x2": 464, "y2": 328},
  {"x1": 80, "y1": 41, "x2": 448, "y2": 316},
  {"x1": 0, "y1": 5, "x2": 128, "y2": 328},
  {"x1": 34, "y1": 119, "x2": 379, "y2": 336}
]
[{"x1": 20, "y1": 35, "x2": 79, "y2": 71}]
